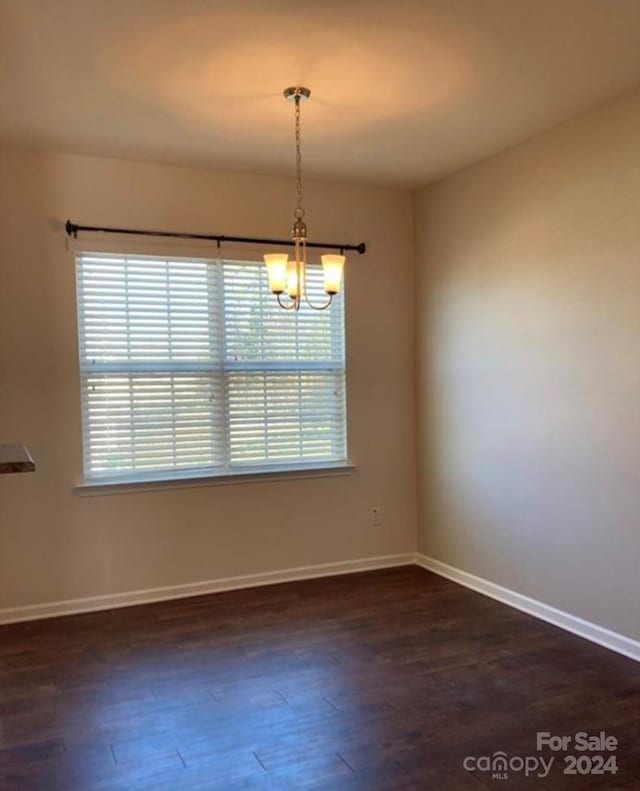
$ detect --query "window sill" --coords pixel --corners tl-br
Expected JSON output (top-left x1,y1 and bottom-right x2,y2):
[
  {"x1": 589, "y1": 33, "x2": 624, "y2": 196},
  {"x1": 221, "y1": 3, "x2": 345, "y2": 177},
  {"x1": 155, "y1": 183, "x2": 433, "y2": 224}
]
[{"x1": 74, "y1": 462, "x2": 356, "y2": 496}]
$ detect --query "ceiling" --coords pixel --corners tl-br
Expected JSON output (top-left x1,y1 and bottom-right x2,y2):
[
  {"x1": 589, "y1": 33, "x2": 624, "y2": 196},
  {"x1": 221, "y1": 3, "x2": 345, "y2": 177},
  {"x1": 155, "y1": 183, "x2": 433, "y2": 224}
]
[{"x1": 2, "y1": 0, "x2": 640, "y2": 187}]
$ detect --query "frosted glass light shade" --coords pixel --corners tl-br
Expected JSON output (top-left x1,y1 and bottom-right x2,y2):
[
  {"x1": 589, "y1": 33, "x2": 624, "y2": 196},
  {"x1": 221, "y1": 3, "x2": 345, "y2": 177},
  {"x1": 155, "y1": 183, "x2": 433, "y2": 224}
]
[
  {"x1": 286, "y1": 259, "x2": 301, "y2": 297},
  {"x1": 321, "y1": 254, "x2": 345, "y2": 295},
  {"x1": 264, "y1": 253, "x2": 288, "y2": 294}
]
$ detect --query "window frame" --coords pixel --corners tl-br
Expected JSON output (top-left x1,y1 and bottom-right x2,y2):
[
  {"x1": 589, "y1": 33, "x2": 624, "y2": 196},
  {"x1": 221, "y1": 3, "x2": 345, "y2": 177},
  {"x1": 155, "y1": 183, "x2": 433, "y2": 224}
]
[{"x1": 73, "y1": 247, "x2": 351, "y2": 489}]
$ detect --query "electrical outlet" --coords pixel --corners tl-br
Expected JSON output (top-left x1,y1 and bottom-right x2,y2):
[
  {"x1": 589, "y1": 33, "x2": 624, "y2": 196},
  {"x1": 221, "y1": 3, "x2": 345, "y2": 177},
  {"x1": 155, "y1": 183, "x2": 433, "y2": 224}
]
[{"x1": 370, "y1": 506, "x2": 383, "y2": 527}]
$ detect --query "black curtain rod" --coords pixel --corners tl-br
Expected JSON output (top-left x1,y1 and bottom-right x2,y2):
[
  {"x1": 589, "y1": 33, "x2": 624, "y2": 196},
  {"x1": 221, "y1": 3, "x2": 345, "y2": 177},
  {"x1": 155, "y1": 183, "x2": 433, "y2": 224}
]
[{"x1": 65, "y1": 220, "x2": 366, "y2": 255}]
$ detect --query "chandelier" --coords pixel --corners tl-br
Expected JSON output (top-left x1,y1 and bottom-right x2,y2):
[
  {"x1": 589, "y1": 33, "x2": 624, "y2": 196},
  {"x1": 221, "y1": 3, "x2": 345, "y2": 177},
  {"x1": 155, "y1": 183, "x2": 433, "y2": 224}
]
[{"x1": 263, "y1": 87, "x2": 344, "y2": 311}]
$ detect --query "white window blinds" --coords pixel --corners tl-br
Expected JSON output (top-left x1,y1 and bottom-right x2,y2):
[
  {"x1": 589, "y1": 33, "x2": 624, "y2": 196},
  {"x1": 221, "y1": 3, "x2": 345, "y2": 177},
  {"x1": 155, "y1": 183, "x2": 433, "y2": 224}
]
[{"x1": 75, "y1": 252, "x2": 346, "y2": 481}]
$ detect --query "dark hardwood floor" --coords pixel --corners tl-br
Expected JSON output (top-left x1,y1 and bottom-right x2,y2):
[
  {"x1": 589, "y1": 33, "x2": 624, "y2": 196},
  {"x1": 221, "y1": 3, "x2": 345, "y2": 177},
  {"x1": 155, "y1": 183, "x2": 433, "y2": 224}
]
[{"x1": 0, "y1": 566, "x2": 638, "y2": 790}]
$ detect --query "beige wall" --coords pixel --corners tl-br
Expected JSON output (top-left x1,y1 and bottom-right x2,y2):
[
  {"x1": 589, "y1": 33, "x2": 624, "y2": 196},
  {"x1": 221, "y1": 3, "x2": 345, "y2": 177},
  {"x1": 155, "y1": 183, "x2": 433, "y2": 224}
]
[
  {"x1": 415, "y1": 89, "x2": 640, "y2": 642},
  {"x1": 0, "y1": 150, "x2": 417, "y2": 610},
  {"x1": 4, "y1": 87, "x2": 640, "y2": 645}
]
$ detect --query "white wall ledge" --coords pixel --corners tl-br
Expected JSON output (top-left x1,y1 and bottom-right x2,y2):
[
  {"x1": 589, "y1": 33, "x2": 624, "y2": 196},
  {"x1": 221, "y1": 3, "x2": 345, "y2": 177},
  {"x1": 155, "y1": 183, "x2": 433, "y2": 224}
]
[{"x1": 74, "y1": 462, "x2": 356, "y2": 496}]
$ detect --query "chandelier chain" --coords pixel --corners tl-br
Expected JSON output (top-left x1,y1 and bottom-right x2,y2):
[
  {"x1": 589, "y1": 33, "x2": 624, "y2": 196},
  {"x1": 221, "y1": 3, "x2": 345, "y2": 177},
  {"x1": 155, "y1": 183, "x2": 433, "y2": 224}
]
[{"x1": 295, "y1": 95, "x2": 304, "y2": 218}]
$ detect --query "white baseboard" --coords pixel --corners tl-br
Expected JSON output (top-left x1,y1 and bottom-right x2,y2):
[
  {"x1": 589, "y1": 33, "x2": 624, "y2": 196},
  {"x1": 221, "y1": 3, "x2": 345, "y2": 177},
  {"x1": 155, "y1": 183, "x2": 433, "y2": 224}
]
[
  {"x1": 0, "y1": 553, "x2": 415, "y2": 625},
  {"x1": 414, "y1": 553, "x2": 640, "y2": 663},
  {"x1": 3, "y1": 551, "x2": 638, "y2": 665}
]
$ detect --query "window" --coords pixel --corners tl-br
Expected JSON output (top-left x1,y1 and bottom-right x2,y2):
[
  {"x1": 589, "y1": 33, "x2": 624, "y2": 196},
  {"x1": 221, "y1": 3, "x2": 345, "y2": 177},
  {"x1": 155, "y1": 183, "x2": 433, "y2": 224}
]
[{"x1": 75, "y1": 252, "x2": 347, "y2": 483}]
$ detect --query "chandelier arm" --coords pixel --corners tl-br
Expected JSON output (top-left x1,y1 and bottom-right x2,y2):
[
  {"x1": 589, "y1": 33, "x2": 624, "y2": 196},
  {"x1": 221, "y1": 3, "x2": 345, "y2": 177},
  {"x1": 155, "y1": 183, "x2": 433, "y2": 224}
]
[
  {"x1": 277, "y1": 293, "x2": 298, "y2": 311},
  {"x1": 300, "y1": 238, "x2": 306, "y2": 299},
  {"x1": 303, "y1": 292, "x2": 333, "y2": 311}
]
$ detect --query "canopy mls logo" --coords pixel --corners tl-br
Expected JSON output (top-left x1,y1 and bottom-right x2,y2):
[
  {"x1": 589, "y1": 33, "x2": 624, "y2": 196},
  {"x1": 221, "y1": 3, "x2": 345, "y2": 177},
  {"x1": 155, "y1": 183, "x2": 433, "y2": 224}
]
[
  {"x1": 463, "y1": 731, "x2": 619, "y2": 781},
  {"x1": 463, "y1": 751, "x2": 553, "y2": 780}
]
